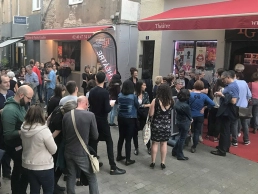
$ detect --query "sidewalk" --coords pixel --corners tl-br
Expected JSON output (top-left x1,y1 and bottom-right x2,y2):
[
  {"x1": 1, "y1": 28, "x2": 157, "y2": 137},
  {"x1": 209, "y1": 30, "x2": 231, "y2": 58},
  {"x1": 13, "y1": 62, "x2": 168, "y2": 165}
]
[{"x1": 2, "y1": 126, "x2": 258, "y2": 194}]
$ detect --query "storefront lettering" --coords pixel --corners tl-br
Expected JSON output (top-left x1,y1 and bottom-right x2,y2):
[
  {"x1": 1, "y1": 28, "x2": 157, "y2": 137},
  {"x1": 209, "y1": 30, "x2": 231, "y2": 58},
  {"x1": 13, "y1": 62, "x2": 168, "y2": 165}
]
[
  {"x1": 155, "y1": 23, "x2": 170, "y2": 29},
  {"x1": 252, "y1": 21, "x2": 258, "y2": 26},
  {"x1": 238, "y1": 29, "x2": 256, "y2": 38},
  {"x1": 72, "y1": 34, "x2": 92, "y2": 40},
  {"x1": 96, "y1": 50, "x2": 113, "y2": 77}
]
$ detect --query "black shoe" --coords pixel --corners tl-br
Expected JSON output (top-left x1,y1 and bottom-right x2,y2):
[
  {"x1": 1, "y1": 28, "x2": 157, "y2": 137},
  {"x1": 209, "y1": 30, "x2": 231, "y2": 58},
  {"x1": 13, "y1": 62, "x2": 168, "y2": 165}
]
[
  {"x1": 110, "y1": 167, "x2": 126, "y2": 175},
  {"x1": 172, "y1": 152, "x2": 177, "y2": 157},
  {"x1": 76, "y1": 180, "x2": 82, "y2": 186},
  {"x1": 253, "y1": 129, "x2": 257, "y2": 134},
  {"x1": 97, "y1": 155, "x2": 100, "y2": 159},
  {"x1": 99, "y1": 162, "x2": 103, "y2": 167},
  {"x1": 116, "y1": 156, "x2": 126, "y2": 161},
  {"x1": 150, "y1": 163, "x2": 155, "y2": 169},
  {"x1": 190, "y1": 147, "x2": 196, "y2": 153},
  {"x1": 3, "y1": 174, "x2": 11, "y2": 180},
  {"x1": 55, "y1": 184, "x2": 66, "y2": 191},
  {"x1": 148, "y1": 148, "x2": 151, "y2": 155},
  {"x1": 125, "y1": 160, "x2": 135, "y2": 166},
  {"x1": 134, "y1": 148, "x2": 139, "y2": 155},
  {"x1": 109, "y1": 123, "x2": 117, "y2": 126},
  {"x1": 177, "y1": 157, "x2": 189, "y2": 160},
  {"x1": 215, "y1": 146, "x2": 229, "y2": 153},
  {"x1": 160, "y1": 163, "x2": 166, "y2": 170},
  {"x1": 210, "y1": 150, "x2": 226, "y2": 156}
]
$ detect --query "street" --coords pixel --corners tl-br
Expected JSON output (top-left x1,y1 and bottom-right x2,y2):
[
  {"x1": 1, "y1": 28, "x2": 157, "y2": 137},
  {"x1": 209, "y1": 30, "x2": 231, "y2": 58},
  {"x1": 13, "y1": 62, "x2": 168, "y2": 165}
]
[{"x1": 1, "y1": 126, "x2": 258, "y2": 194}]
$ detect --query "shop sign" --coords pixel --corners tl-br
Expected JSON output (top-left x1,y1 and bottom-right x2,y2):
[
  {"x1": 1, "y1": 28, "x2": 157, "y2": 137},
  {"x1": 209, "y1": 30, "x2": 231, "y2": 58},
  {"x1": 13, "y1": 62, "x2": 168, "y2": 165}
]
[
  {"x1": 225, "y1": 29, "x2": 258, "y2": 41},
  {"x1": 13, "y1": 16, "x2": 27, "y2": 25}
]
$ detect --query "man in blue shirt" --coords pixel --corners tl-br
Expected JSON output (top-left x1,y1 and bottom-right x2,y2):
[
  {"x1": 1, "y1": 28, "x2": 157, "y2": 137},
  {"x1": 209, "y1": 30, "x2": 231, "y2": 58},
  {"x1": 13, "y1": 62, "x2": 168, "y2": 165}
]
[
  {"x1": 25, "y1": 65, "x2": 39, "y2": 105},
  {"x1": 211, "y1": 71, "x2": 239, "y2": 156},
  {"x1": 45, "y1": 63, "x2": 56, "y2": 107},
  {"x1": 231, "y1": 71, "x2": 252, "y2": 146}
]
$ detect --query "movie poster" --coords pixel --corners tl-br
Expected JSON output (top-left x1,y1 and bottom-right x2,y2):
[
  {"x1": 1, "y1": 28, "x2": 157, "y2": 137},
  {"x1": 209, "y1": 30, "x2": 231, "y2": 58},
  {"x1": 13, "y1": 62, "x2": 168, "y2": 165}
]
[
  {"x1": 195, "y1": 47, "x2": 206, "y2": 68},
  {"x1": 183, "y1": 48, "x2": 194, "y2": 72}
]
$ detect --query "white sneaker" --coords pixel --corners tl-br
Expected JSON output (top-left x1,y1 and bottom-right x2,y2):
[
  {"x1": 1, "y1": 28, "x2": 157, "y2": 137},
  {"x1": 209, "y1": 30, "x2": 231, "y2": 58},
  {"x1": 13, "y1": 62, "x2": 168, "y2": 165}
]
[
  {"x1": 244, "y1": 141, "x2": 251, "y2": 145},
  {"x1": 44, "y1": 105, "x2": 47, "y2": 109},
  {"x1": 238, "y1": 133, "x2": 241, "y2": 137},
  {"x1": 199, "y1": 136, "x2": 203, "y2": 142}
]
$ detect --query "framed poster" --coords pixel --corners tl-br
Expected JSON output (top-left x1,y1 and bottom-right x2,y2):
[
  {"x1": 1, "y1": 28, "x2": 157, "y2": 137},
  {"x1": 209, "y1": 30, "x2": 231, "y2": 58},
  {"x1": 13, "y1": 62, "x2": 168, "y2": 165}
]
[
  {"x1": 195, "y1": 47, "x2": 206, "y2": 68},
  {"x1": 183, "y1": 48, "x2": 194, "y2": 72}
]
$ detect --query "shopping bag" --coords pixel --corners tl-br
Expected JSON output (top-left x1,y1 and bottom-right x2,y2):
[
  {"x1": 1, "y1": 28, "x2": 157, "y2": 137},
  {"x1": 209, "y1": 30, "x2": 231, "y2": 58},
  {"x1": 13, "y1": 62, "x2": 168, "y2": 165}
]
[{"x1": 142, "y1": 116, "x2": 151, "y2": 145}]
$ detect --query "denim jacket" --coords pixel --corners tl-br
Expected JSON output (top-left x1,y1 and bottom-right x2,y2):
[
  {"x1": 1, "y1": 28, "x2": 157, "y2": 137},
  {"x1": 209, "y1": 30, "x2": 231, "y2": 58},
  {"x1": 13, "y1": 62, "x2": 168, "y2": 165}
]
[{"x1": 118, "y1": 93, "x2": 139, "y2": 118}]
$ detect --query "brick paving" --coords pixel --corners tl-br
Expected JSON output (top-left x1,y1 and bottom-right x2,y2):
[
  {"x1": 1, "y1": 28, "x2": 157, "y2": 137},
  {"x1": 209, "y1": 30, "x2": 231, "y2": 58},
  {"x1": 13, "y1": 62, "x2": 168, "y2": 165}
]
[{"x1": 1, "y1": 126, "x2": 258, "y2": 194}]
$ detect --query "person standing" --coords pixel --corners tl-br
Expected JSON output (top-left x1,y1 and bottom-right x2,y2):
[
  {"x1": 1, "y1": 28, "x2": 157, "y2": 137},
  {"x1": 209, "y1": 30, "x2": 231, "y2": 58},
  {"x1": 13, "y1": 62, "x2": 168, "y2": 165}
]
[
  {"x1": 59, "y1": 81, "x2": 78, "y2": 106},
  {"x1": 2, "y1": 85, "x2": 34, "y2": 194},
  {"x1": 63, "y1": 96, "x2": 99, "y2": 194},
  {"x1": 129, "y1": 67, "x2": 138, "y2": 88},
  {"x1": 172, "y1": 89, "x2": 192, "y2": 160},
  {"x1": 88, "y1": 71, "x2": 126, "y2": 175},
  {"x1": 172, "y1": 80, "x2": 183, "y2": 96},
  {"x1": 25, "y1": 65, "x2": 39, "y2": 105},
  {"x1": 81, "y1": 65, "x2": 91, "y2": 95},
  {"x1": 117, "y1": 80, "x2": 139, "y2": 165},
  {"x1": 177, "y1": 69, "x2": 189, "y2": 88},
  {"x1": 211, "y1": 71, "x2": 239, "y2": 156},
  {"x1": 47, "y1": 84, "x2": 66, "y2": 116},
  {"x1": 142, "y1": 70, "x2": 153, "y2": 102},
  {"x1": 33, "y1": 61, "x2": 43, "y2": 103},
  {"x1": 0, "y1": 75, "x2": 14, "y2": 186},
  {"x1": 7, "y1": 71, "x2": 18, "y2": 93},
  {"x1": 45, "y1": 63, "x2": 56, "y2": 108},
  {"x1": 108, "y1": 74, "x2": 122, "y2": 126},
  {"x1": 153, "y1": 76, "x2": 163, "y2": 98},
  {"x1": 149, "y1": 84, "x2": 174, "y2": 169},
  {"x1": 20, "y1": 105, "x2": 57, "y2": 194},
  {"x1": 249, "y1": 72, "x2": 258, "y2": 134},
  {"x1": 39, "y1": 63, "x2": 45, "y2": 102}
]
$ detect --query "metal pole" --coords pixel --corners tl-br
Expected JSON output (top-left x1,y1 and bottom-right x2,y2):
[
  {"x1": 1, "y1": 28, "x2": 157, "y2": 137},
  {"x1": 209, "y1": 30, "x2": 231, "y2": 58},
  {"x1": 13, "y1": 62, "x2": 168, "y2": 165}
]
[{"x1": 18, "y1": 0, "x2": 20, "y2": 16}]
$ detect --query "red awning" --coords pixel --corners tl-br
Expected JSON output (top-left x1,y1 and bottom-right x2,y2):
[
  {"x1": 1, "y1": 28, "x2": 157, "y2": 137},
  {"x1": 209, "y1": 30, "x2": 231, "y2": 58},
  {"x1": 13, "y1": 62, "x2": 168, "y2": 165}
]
[
  {"x1": 138, "y1": 0, "x2": 258, "y2": 31},
  {"x1": 25, "y1": 25, "x2": 112, "y2": 40}
]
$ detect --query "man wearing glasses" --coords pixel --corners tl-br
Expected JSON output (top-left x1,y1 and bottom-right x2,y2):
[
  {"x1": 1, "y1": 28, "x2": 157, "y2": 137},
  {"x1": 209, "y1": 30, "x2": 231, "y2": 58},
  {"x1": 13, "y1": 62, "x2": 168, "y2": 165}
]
[
  {"x1": 211, "y1": 71, "x2": 239, "y2": 156},
  {"x1": 1, "y1": 85, "x2": 34, "y2": 194}
]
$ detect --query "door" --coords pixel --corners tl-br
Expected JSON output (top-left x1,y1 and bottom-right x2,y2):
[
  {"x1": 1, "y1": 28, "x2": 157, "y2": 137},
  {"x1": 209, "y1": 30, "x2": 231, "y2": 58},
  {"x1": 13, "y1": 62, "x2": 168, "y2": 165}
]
[{"x1": 142, "y1": 41, "x2": 155, "y2": 78}]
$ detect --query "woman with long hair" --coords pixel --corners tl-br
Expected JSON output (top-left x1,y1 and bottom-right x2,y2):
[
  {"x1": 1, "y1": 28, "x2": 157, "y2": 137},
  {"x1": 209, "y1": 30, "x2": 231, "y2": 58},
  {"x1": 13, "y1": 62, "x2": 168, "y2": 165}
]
[
  {"x1": 47, "y1": 84, "x2": 66, "y2": 116},
  {"x1": 153, "y1": 76, "x2": 163, "y2": 98},
  {"x1": 117, "y1": 80, "x2": 139, "y2": 166},
  {"x1": 17, "y1": 66, "x2": 26, "y2": 87},
  {"x1": 81, "y1": 65, "x2": 91, "y2": 95},
  {"x1": 21, "y1": 105, "x2": 57, "y2": 194},
  {"x1": 108, "y1": 74, "x2": 122, "y2": 126},
  {"x1": 172, "y1": 89, "x2": 192, "y2": 160},
  {"x1": 149, "y1": 84, "x2": 174, "y2": 169},
  {"x1": 133, "y1": 80, "x2": 151, "y2": 155}
]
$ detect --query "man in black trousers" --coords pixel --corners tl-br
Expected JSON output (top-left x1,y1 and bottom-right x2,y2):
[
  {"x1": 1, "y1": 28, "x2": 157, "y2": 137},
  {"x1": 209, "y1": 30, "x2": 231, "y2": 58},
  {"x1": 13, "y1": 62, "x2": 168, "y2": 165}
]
[{"x1": 88, "y1": 71, "x2": 126, "y2": 175}]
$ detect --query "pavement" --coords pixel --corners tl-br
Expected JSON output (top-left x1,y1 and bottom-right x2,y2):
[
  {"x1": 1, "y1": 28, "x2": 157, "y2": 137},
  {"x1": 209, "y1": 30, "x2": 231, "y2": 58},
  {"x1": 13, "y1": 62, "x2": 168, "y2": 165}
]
[{"x1": 1, "y1": 125, "x2": 258, "y2": 194}]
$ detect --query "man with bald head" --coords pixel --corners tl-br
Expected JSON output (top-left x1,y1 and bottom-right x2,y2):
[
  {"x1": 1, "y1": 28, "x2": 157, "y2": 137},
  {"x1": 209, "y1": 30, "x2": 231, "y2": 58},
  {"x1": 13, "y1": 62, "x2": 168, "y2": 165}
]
[
  {"x1": 63, "y1": 96, "x2": 99, "y2": 194},
  {"x1": 1, "y1": 85, "x2": 33, "y2": 194}
]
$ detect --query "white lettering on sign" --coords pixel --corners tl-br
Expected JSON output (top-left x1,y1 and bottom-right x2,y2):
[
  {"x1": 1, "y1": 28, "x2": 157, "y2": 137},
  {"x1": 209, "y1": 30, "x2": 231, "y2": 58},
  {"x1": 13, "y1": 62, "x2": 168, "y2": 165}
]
[
  {"x1": 252, "y1": 21, "x2": 258, "y2": 26},
  {"x1": 155, "y1": 23, "x2": 171, "y2": 29},
  {"x1": 72, "y1": 34, "x2": 91, "y2": 40},
  {"x1": 96, "y1": 51, "x2": 113, "y2": 77}
]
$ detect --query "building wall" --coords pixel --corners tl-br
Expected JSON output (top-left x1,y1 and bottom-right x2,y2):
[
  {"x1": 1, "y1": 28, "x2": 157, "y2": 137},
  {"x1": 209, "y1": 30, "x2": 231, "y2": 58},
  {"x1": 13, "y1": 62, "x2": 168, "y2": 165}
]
[{"x1": 138, "y1": 0, "x2": 228, "y2": 80}]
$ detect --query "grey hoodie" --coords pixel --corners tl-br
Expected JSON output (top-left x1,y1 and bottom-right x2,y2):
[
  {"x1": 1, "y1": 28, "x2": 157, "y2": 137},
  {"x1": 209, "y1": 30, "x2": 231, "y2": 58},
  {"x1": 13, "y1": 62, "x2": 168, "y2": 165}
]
[{"x1": 20, "y1": 123, "x2": 57, "y2": 170}]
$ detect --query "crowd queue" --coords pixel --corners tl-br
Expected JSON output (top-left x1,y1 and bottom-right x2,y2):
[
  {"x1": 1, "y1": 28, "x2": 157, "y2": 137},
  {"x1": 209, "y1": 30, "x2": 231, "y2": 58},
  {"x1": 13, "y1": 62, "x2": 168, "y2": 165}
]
[{"x1": 0, "y1": 61, "x2": 256, "y2": 194}]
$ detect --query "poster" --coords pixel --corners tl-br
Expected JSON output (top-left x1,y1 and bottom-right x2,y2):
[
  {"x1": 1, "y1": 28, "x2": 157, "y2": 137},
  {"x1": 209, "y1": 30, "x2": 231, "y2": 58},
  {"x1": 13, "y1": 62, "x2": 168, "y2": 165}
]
[
  {"x1": 195, "y1": 47, "x2": 206, "y2": 68},
  {"x1": 183, "y1": 48, "x2": 194, "y2": 72},
  {"x1": 205, "y1": 47, "x2": 216, "y2": 70}
]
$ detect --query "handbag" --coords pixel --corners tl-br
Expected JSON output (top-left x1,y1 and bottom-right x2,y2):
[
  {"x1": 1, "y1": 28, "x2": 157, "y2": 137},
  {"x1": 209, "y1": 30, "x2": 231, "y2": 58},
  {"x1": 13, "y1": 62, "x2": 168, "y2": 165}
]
[
  {"x1": 142, "y1": 115, "x2": 151, "y2": 145},
  {"x1": 238, "y1": 106, "x2": 253, "y2": 119},
  {"x1": 71, "y1": 110, "x2": 99, "y2": 174},
  {"x1": 0, "y1": 149, "x2": 5, "y2": 160}
]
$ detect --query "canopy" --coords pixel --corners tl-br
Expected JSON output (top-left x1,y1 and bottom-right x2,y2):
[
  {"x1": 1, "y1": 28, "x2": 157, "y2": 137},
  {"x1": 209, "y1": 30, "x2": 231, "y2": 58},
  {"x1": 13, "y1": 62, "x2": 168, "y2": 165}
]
[
  {"x1": 138, "y1": 0, "x2": 258, "y2": 31},
  {"x1": 25, "y1": 25, "x2": 112, "y2": 40},
  {"x1": 0, "y1": 38, "x2": 23, "y2": 48}
]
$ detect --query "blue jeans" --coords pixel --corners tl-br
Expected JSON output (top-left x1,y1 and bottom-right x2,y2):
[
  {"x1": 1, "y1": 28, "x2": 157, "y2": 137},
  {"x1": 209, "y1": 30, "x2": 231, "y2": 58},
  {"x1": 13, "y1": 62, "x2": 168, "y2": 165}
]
[
  {"x1": 191, "y1": 116, "x2": 204, "y2": 148},
  {"x1": 109, "y1": 104, "x2": 118, "y2": 124},
  {"x1": 172, "y1": 121, "x2": 191, "y2": 159},
  {"x1": 46, "y1": 88, "x2": 54, "y2": 106},
  {"x1": 37, "y1": 84, "x2": 43, "y2": 102},
  {"x1": 27, "y1": 168, "x2": 54, "y2": 194},
  {"x1": 65, "y1": 152, "x2": 99, "y2": 194}
]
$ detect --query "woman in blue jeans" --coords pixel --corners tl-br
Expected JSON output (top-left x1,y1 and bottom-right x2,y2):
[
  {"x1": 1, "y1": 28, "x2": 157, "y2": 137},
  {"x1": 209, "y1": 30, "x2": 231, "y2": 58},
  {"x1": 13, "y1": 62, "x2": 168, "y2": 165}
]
[
  {"x1": 20, "y1": 105, "x2": 57, "y2": 194},
  {"x1": 189, "y1": 80, "x2": 215, "y2": 153},
  {"x1": 117, "y1": 80, "x2": 139, "y2": 166},
  {"x1": 172, "y1": 89, "x2": 192, "y2": 160}
]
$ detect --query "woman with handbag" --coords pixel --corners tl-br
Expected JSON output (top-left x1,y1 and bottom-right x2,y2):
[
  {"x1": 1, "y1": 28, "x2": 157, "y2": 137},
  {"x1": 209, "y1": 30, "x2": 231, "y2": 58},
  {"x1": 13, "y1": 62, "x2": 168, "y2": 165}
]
[
  {"x1": 117, "y1": 80, "x2": 139, "y2": 166},
  {"x1": 133, "y1": 80, "x2": 151, "y2": 155},
  {"x1": 149, "y1": 84, "x2": 174, "y2": 169},
  {"x1": 20, "y1": 105, "x2": 57, "y2": 194}
]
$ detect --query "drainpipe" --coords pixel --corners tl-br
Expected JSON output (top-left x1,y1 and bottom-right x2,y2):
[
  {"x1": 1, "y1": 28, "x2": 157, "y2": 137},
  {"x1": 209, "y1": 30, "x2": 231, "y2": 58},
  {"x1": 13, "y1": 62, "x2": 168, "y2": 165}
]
[{"x1": 17, "y1": 0, "x2": 19, "y2": 16}]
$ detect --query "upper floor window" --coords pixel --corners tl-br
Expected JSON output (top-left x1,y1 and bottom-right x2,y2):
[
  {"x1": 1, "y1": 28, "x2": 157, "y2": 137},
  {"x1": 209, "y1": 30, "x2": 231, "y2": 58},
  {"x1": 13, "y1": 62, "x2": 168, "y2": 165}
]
[
  {"x1": 68, "y1": 0, "x2": 83, "y2": 5},
  {"x1": 32, "y1": 0, "x2": 41, "y2": 11}
]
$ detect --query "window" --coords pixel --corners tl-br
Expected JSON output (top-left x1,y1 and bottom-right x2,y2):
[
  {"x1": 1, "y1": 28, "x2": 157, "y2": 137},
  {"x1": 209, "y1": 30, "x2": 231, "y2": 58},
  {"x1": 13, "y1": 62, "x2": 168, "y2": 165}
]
[
  {"x1": 32, "y1": 0, "x2": 41, "y2": 11},
  {"x1": 68, "y1": 0, "x2": 83, "y2": 5}
]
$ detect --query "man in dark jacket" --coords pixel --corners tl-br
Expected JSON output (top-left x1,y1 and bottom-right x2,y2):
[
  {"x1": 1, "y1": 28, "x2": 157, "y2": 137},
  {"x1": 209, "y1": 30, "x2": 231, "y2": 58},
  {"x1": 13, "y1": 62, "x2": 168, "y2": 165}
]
[{"x1": 2, "y1": 85, "x2": 33, "y2": 194}]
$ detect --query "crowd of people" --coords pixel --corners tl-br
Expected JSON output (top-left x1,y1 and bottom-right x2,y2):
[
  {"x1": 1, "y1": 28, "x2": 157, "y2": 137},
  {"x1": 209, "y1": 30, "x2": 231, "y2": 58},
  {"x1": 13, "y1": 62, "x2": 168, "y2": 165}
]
[{"x1": 0, "y1": 61, "x2": 257, "y2": 194}]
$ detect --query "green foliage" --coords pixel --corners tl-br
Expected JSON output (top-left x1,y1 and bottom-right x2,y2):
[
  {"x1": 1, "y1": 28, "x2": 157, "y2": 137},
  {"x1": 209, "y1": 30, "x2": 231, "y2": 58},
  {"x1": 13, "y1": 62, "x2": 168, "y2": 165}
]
[{"x1": 1, "y1": 57, "x2": 9, "y2": 67}]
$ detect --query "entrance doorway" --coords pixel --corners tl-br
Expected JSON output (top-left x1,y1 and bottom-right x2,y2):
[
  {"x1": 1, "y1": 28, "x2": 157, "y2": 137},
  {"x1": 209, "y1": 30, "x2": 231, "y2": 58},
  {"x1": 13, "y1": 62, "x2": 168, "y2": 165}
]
[{"x1": 142, "y1": 41, "x2": 155, "y2": 78}]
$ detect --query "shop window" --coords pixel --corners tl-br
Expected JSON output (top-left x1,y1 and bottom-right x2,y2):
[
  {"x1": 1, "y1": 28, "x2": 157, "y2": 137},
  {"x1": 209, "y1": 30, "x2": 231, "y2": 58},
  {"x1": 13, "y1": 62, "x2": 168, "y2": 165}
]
[
  {"x1": 32, "y1": 0, "x2": 41, "y2": 11},
  {"x1": 68, "y1": 0, "x2": 83, "y2": 5},
  {"x1": 173, "y1": 40, "x2": 217, "y2": 75},
  {"x1": 58, "y1": 41, "x2": 81, "y2": 71}
]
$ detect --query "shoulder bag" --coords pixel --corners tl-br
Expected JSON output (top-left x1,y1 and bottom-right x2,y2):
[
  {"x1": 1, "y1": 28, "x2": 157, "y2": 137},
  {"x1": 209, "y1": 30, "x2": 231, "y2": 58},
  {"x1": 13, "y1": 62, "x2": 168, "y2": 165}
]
[
  {"x1": 142, "y1": 115, "x2": 151, "y2": 145},
  {"x1": 71, "y1": 109, "x2": 99, "y2": 173},
  {"x1": 239, "y1": 82, "x2": 253, "y2": 119}
]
